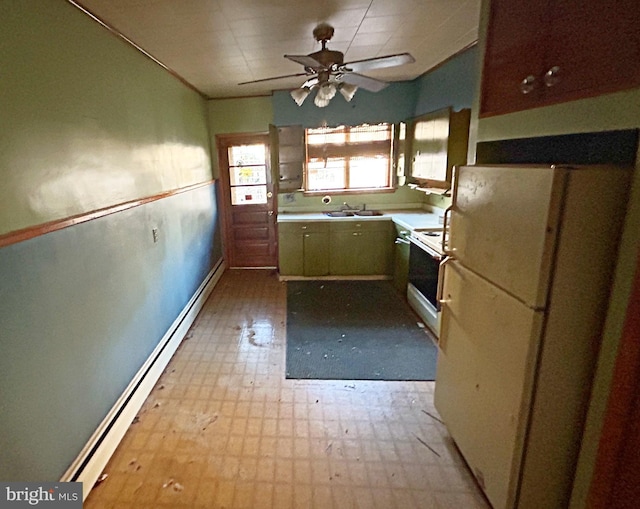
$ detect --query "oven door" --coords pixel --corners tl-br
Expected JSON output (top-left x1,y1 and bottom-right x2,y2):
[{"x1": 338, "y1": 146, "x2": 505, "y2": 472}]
[{"x1": 407, "y1": 238, "x2": 443, "y2": 335}]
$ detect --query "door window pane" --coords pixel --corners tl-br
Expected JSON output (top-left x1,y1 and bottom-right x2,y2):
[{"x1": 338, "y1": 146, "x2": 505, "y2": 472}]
[
  {"x1": 230, "y1": 165, "x2": 267, "y2": 186},
  {"x1": 228, "y1": 144, "x2": 266, "y2": 166},
  {"x1": 230, "y1": 185, "x2": 267, "y2": 205}
]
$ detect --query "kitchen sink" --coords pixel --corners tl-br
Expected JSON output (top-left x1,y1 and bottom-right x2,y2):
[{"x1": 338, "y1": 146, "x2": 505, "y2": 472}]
[
  {"x1": 354, "y1": 210, "x2": 383, "y2": 216},
  {"x1": 324, "y1": 209, "x2": 383, "y2": 217},
  {"x1": 324, "y1": 211, "x2": 356, "y2": 217}
]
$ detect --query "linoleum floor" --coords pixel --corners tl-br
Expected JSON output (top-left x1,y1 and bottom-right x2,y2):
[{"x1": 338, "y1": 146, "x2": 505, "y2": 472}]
[{"x1": 84, "y1": 269, "x2": 490, "y2": 509}]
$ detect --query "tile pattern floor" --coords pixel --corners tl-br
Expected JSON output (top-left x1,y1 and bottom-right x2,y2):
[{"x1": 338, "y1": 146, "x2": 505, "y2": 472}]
[{"x1": 85, "y1": 269, "x2": 490, "y2": 508}]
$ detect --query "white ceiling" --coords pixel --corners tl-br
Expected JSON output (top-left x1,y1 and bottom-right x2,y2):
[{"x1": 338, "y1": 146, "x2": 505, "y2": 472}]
[{"x1": 75, "y1": 0, "x2": 481, "y2": 99}]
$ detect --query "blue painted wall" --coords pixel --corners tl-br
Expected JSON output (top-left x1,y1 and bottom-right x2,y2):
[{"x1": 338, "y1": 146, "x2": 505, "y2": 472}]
[
  {"x1": 0, "y1": 1, "x2": 220, "y2": 481},
  {"x1": 412, "y1": 45, "x2": 478, "y2": 116},
  {"x1": 273, "y1": 81, "x2": 417, "y2": 127},
  {"x1": 0, "y1": 185, "x2": 221, "y2": 480}
]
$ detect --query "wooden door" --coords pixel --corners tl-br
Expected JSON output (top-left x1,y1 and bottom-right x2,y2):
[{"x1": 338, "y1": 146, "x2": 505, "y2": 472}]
[{"x1": 217, "y1": 133, "x2": 277, "y2": 268}]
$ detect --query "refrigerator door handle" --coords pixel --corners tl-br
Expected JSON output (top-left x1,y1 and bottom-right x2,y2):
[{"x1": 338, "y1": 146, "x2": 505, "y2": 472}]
[
  {"x1": 437, "y1": 255, "x2": 453, "y2": 304},
  {"x1": 442, "y1": 206, "x2": 454, "y2": 256},
  {"x1": 442, "y1": 165, "x2": 459, "y2": 256},
  {"x1": 437, "y1": 256, "x2": 454, "y2": 353}
]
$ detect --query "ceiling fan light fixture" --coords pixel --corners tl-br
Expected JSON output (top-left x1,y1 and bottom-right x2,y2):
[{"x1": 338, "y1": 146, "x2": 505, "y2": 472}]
[
  {"x1": 290, "y1": 87, "x2": 311, "y2": 106},
  {"x1": 313, "y1": 93, "x2": 331, "y2": 108},
  {"x1": 317, "y1": 82, "x2": 337, "y2": 100},
  {"x1": 339, "y1": 82, "x2": 358, "y2": 102}
]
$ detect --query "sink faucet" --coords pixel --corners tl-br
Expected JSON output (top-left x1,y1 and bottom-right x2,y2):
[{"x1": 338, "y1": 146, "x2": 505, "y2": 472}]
[{"x1": 340, "y1": 202, "x2": 356, "y2": 211}]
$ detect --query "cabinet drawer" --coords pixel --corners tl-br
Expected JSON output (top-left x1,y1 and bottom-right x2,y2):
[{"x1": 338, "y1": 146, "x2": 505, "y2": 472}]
[
  {"x1": 329, "y1": 219, "x2": 391, "y2": 233},
  {"x1": 278, "y1": 222, "x2": 329, "y2": 234}
]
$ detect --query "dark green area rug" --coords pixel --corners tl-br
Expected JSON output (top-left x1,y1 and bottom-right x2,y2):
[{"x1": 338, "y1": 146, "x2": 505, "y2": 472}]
[{"x1": 286, "y1": 280, "x2": 438, "y2": 381}]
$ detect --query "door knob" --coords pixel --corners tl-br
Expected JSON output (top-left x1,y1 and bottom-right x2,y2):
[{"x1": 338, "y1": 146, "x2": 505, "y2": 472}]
[
  {"x1": 268, "y1": 210, "x2": 274, "y2": 216},
  {"x1": 266, "y1": 191, "x2": 273, "y2": 198}
]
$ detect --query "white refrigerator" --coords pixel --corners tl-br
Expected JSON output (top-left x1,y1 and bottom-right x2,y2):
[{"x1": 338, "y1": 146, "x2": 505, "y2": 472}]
[{"x1": 434, "y1": 164, "x2": 631, "y2": 509}]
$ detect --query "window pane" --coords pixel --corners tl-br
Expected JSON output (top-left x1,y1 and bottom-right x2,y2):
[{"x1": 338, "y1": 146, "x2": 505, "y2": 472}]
[
  {"x1": 228, "y1": 144, "x2": 265, "y2": 166},
  {"x1": 230, "y1": 185, "x2": 267, "y2": 205},
  {"x1": 349, "y1": 125, "x2": 391, "y2": 142},
  {"x1": 307, "y1": 158, "x2": 345, "y2": 190},
  {"x1": 229, "y1": 165, "x2": 267, "y2": 186},
  {"x1": 307, "y1": 127, "x2": 347, "y2": 145},
  {"x1": 349, "y1": 157, "x2": 389, "y2": 188}
]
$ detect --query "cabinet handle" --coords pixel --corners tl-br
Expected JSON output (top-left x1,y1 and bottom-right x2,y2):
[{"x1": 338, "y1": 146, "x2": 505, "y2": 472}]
[
  {"x1": 544, "y1": 66, "x2": 561, "y2": 87},
  {"x1": 352, "y1": 232, "x2": 362, "y2": 236},
  {"x1": 301, "y1": 226, "x2": 307, "y2": 230},
  {"x1": 519, "y1": 75, "x2": 537, "y2": 94}
]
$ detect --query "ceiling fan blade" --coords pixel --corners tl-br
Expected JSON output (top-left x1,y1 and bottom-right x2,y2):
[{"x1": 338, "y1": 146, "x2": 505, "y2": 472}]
[
  {"x1": 238, "y1": 72, "x2": 311, "y2": 85},
  {"x1": 285, "y1": 54, "x2": 324, "y2": 69},
  {"x1": 341, "y1": 52, "x2": 415, "y2": 73},
  {"x1": 340, "y1": 72, "x2": 389, "y2": 93}
]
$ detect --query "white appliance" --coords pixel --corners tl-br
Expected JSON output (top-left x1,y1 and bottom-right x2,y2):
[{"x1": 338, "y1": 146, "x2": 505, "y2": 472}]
[
  {"x1": 434, "y1": 164, "x2": 631, "y2": 509},
  {"x1": 407, "y1": 227, "x2": 445, "y2": 336}
]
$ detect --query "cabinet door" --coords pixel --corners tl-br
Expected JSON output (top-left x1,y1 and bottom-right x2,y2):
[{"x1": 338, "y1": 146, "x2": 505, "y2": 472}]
[
  {"x1": 543, "y1": 0, "x2": 640, "y2": 104},
  {"x1": 480, "y1": 0, "x2": 548, "y2": 117},
  {"x1": 278, "y1": 226, "x2": 304, "y2": 276},
  {"x1": 359, "y1": 230, "x2": 393, "y2": 275},
  {"x1": 303, "y1": 232, "x2": 329, "y2": 276},
  {"x1": 329, "y1": 230, "x2": 359, "y2": 275},
  {"x1": 393, "y1": 225, "x2": 411, "y2": 293},
  {"x1": 278, "y1": 232, "x2": 303, "y2": 275},
  {"x1": 409, "y1": 108, "x2": 470, "y2": 189},
  {"x1": 329, "y1": 221, "x2": 393, "y2": 276},
  {"x1": 276, "y1": 125, "x2": 304, "y2": 191}
]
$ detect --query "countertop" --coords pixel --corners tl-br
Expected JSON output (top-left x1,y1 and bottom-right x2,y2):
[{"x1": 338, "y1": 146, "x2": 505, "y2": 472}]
[{"x1": 277, "y1": 209, "x2": 444, "y2": 231}]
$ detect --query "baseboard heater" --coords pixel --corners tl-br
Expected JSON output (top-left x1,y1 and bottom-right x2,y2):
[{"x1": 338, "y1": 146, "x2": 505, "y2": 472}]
[{"x1": 61, "y1": 259, "x2": 226, "y2": 501}]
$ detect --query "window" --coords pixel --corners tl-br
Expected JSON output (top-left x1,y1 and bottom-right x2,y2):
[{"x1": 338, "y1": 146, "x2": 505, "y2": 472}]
[{"x1": 305, "y1": 123, "x2": 394, "y2": 192}]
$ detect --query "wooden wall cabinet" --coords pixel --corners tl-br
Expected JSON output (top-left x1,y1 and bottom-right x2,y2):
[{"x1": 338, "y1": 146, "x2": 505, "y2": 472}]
[
  {"x1": 270, "y1": 125, "x2": 304, "y2": 192},
  {"x1": 480, "y1": 0, "x2": 640, "y2": 118},
  {"x1": 408, "y1": 107, "x2": 470, "y2": 190}
]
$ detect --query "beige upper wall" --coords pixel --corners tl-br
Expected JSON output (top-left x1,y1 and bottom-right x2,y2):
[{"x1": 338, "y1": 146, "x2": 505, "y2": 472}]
[
  {"x1": 0, "y1": 2, "x2": 212, "y2": 237},
  {"x1": 206, "y1": 96, "x2": 274, "y2": 178}
]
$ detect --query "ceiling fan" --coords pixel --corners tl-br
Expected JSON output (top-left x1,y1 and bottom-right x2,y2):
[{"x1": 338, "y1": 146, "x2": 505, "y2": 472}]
[{"x1": 239, "y1": 23, "x2": 415, "y2": 107}]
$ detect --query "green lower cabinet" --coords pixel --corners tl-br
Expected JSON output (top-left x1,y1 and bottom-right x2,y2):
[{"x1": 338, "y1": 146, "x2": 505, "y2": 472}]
[
  {"x1": 278, "y1": 220, "x2": 393, "y2": 277},
  {"x1": 278, "y1": 230, "x2": 303, "y2": 276},
  {"x1": 278, "y1": 222, "x2": 329, "y2": 276},
  {"x1": 393, "y1": 224, "x2": 411, "y2": 293},
  {"x1": 303, "y1": 231, "x2": 329, "y2": 276},
  {"x1": 329, "y1": 220, "x2": 393, "y2": 276}
]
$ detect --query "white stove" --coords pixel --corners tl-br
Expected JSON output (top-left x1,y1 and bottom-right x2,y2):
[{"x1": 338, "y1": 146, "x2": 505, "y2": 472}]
[
  {"x1": 407, "y1": 227, "x2": 446, "y2": 337},
  {"x1": 410, "y1": 228, "x2": 446, "y2": 256}
]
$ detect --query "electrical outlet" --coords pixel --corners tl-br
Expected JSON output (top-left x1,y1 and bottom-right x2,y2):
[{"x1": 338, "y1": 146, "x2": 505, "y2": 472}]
[{"x1": 152, "y1": 228, "x2": 159, "y2": 243}]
